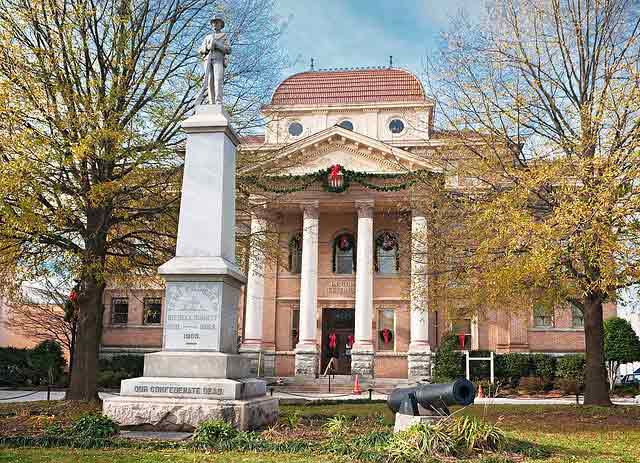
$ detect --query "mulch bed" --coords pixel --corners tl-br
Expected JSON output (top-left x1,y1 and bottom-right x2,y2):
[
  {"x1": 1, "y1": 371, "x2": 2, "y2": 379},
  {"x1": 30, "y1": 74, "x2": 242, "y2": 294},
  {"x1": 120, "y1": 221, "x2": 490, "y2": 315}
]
[{"x1": 0, "y1": 400, "x2": 101, "y2": 437}]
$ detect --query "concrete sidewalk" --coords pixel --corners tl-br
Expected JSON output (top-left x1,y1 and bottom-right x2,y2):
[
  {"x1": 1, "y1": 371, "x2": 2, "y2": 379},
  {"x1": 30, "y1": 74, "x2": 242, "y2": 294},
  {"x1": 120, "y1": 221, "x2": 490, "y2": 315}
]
[{"x1": 1, "y1": 389, "x2": 638, "y2": 405}]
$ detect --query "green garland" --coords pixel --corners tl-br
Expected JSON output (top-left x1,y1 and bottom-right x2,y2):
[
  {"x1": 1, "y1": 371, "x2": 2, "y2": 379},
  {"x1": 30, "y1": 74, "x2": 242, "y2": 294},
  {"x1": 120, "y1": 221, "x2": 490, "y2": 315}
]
[{"x1": 242, "y1": 166, "x2": 423, "y2": 194}]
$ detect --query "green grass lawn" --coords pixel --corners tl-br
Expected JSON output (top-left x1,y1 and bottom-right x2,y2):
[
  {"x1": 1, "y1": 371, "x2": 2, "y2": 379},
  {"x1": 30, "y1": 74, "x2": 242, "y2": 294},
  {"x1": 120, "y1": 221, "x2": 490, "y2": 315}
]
[
  {"x1": 0, "y1": 449, "x2": 337, "y2": 463},
  {"x1": 1, "y1": 401, "x2": 639, "y2": 462}
]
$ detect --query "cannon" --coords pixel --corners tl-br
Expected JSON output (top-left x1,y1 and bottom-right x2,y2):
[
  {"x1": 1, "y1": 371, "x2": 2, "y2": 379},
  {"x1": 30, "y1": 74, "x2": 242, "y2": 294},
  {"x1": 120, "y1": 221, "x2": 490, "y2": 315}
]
[{"x1": 387, "y1": 379, "x2": 476, "y2": 416}]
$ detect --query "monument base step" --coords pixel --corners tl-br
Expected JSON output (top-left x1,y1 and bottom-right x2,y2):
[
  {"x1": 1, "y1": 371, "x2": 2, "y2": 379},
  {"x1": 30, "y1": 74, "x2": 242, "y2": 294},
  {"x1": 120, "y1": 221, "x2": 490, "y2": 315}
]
[
  {"x1": 120, "y1": 376, "x2": 266, "y2": 400},
  {"x1": 103, "y1": 395, "x2": 278, "y2": 432}
]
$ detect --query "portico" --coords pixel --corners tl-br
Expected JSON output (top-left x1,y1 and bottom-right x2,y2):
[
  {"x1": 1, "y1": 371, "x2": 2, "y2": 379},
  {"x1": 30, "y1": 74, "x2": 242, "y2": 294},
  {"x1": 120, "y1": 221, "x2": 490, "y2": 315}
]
[{"x1": 239, "y1": 195, "x2": 434, "y2": 380}]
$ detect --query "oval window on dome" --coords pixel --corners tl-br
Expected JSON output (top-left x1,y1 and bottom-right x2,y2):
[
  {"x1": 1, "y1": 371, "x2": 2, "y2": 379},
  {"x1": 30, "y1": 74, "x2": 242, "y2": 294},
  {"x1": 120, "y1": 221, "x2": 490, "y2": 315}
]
[
  {"x1": 338, "y1": 120, "x2": 354, "y2": 131},
  {"x1": 288, "y1": 122, "x2": 303, "y2": 137},
  {"x1": 389, "y1": 119, "x2": 405, "y2": 134}
]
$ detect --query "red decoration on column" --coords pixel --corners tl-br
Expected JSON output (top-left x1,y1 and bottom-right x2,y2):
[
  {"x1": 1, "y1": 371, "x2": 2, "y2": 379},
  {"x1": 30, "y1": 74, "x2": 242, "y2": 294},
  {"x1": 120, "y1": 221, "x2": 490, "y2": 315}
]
[
  {"x1": 458, "y1": 332, "x2": 466, "y2": 350},
  {"x1": 329, "y1": 332, "x2": 337, "y2": 350},
  {"x1": 382, "y1": 328, "x2": 392, "y2": 345},
  {"x1": 347, "y1": 335, "x2": 355, "y2": 348}
]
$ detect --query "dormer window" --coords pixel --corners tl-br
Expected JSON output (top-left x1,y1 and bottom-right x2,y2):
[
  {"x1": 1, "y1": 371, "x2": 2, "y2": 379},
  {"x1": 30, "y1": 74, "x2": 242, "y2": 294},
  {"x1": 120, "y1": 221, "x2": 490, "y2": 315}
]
[
  {"x1": 338, "y1": 120, "x2": 354, "y2": 131},
  {"x1": 389, "y1": 118, "x2": 405, "y2": 134},
  {"x1": 288, "y1": 122, "x2": 303, "y2": 137}
]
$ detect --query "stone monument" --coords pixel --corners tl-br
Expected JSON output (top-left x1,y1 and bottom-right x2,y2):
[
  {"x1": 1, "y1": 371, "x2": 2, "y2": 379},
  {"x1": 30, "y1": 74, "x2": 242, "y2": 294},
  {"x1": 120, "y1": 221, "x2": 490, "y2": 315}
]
[{"x1": 102, "y1": 16, "x2": 278, "y2": 431}]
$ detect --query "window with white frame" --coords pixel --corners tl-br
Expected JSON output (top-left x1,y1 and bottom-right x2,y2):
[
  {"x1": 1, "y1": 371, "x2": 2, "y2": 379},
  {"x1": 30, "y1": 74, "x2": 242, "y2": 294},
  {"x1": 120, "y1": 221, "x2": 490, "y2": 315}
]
[{"x1": 377, "y1": 308, "x2": 395, "y2": 351}]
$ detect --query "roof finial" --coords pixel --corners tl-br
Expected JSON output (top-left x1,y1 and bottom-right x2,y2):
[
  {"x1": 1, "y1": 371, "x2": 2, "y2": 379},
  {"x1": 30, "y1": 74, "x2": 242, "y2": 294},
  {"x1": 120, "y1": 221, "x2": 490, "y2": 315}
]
[
  {"x1": 389, "y1": 55, "x2": 393, "y2": 68},
  {"x1": 310, "y1": 57, "x2": 315, "y2": 71}
]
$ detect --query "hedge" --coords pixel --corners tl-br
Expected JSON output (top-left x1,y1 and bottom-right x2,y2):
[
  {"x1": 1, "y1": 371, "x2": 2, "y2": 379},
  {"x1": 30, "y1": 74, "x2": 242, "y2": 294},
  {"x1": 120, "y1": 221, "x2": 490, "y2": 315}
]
[
  {"x1": 433, "y1": 338, "x2": 579, "y2": 388},
  {"x1": 0, "y1": 340, "x2": 65, "y2": 387},
  {"x1": 97, "y1": 354, "x2": 144, "y2": 388}
]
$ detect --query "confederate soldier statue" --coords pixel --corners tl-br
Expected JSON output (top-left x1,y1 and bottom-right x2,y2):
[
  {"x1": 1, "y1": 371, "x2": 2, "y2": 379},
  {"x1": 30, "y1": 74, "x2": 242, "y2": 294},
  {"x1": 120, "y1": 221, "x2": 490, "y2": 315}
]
[{"x1": 195, "y1": 14, "x2": 231, "y2": 106}]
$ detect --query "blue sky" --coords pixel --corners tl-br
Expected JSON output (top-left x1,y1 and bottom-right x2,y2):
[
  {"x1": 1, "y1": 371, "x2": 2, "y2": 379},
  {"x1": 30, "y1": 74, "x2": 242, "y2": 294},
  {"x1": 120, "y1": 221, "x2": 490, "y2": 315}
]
[{"x1": 276, "y1": 0, "x2": 484, "y2": 76}]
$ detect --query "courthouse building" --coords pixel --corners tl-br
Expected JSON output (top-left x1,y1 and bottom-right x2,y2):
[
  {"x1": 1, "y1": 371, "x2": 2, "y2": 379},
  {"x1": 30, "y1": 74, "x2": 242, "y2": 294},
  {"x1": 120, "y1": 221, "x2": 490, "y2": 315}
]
[{"x1": 100, "y1": 68, "x2": 616, "y2": 380}]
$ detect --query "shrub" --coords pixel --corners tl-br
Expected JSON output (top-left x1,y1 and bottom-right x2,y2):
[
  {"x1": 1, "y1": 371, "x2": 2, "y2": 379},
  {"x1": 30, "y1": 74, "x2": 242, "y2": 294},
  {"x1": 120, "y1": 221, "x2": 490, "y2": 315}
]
[
  {"x1": 31, "y1": 340, "x2": 66, "y2": 385},
  {"x1": 385, "y1": 416, "x2": 506, "y2": 460},
  {"x1": 192, "y1": 419, "x2": 238, "y2": 448},
  {"x1": 495, "y1": 353, "x2": 530, "y2": 386},
  {"x1": 0, "y1": 347, "x2": 32, "y2": 386},
  {"x1": 604, "y1": 317, "x2": 640, "y2": 390},
  {"x1": 433, "y1": 334, "x2": 465, "y2": 382},
  {"x1": 519, "y1": 376, "x2": 545, "y2": 394},
  {"x1": 469, "y1": 350, "x2": 492, "y2": 380},
  {"x1": 97, "y1": 354, "x2": 144, "y2": 388},
  {"x1": 106, "y1": 355, "x2": 144, "y2": 375},
  {"x1": 530, "y1": 354, "x2": 556, "y2": 384},
  {"x1": 556, "y1": 354, "x2": 585, "y2": 380},
  {"x1": 66, "y1": 414, "x2": 119, "y2": 439},
  {"x1": 0, "y1": 341, "x2": 66, "y2": 387},
  {"x1": 280, "y1": 410, "x2": 301, "y2": 429},
  {"x1": 323, "y1": 414, "x2": 349, "y2": 435}
]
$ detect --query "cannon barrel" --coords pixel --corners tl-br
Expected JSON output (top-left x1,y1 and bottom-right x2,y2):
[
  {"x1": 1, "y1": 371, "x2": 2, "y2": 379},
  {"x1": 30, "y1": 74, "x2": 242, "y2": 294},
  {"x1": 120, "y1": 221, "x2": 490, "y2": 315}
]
[{"x1": 387, "y1": 379, "x2": 476, "y2": 414}]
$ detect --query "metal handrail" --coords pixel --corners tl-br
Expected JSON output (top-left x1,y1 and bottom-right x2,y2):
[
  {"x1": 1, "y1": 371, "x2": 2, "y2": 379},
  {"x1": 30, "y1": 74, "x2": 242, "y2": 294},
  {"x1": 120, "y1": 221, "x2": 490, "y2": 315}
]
[{"x1": 322, "y1": 357, "x2": 336, "y2": 377}]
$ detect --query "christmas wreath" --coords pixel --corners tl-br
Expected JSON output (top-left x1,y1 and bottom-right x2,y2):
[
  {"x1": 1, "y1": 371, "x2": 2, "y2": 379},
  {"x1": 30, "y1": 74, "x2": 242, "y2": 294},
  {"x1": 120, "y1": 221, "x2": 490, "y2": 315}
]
[
  {"x1": 338, "y1": 234, "x2": 353, "y2": 252},
  {"x1": 374, "y1": 232, "x2": 400, "y2": 272},
  {"x1": 332, "y1": 234, "x2": 356, "y2": 272}
]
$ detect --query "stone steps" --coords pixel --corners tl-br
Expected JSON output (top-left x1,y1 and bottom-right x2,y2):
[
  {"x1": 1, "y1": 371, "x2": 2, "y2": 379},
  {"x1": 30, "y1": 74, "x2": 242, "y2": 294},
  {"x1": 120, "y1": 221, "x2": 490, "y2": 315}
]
[{"x1": 264, "y1": 376, "x2": 411, "y2": 394}]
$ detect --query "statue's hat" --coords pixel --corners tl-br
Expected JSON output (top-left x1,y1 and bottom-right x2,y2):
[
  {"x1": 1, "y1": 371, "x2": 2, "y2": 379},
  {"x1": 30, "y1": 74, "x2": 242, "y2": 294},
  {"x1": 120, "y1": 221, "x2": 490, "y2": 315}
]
[{"x1": 210, "y1": 14, "x2": 225, "y2": 28}]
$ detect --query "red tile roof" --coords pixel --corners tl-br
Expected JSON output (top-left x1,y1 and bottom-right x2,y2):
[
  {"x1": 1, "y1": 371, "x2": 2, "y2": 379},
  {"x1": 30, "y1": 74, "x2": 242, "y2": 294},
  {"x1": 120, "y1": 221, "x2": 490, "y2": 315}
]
[{"x1": 270, "y1": 68, "x2": 426, "y2": 106}]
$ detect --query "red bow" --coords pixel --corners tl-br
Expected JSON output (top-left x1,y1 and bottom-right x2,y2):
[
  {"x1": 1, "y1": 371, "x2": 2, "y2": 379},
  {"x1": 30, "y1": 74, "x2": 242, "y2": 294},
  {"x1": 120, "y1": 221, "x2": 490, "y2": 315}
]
[
  {"x1": 382, "y1": 329, "x2": 392, "y2": 345},
  {"x1": 329, "y1": 332, "x2": 337, "y2": 350},
  {"x1": 458, "y1": 332, "x2": 466, "y2": 350},
  {"x1": 69, "y1": 290, "x2": 78, "y2": 303},
  {"x1": 330, "y1": 164, "x2": 341, "y2": 180}
]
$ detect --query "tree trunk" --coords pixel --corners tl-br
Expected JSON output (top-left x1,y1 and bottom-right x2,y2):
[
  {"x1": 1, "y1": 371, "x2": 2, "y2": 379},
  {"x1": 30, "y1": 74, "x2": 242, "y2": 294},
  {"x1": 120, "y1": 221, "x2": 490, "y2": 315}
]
[
  {"x1": 67, "y1": 321, "x2": 76, "y2": 385},
  {"x1": 582, "y1": 292, "x2": 612, "y2": 406},
  {"x1": 66, "y1": 276, "x2": 105, "y2": 401}
]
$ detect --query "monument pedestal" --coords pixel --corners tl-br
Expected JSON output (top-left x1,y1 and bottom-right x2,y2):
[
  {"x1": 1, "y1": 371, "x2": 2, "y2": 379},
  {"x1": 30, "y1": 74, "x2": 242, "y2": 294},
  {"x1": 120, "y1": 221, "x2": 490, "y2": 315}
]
[
  {"x1": 103, "y1": 105, "x2": 278, "y2": 431},
  {"x1": 103, "y1": 395, "x2": 278, "y2": 432}
]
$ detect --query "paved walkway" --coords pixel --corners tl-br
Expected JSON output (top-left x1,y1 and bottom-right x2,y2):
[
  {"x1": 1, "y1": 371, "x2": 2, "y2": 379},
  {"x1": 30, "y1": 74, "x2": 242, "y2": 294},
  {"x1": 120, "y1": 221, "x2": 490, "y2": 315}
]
[{"x1": 1, "y1": 389, "x2": 638, "y2": 405}]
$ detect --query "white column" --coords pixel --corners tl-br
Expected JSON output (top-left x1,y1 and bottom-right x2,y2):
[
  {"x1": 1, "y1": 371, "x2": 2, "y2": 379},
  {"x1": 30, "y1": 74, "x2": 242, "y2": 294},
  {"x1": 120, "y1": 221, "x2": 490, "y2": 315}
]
[
  {"x1": 352, "y1": 200, "x2": 375, "y2": 377},
  {"x1": 295, "y1": 202, "x2": 319, "y2": 376},
  {"x1": 408, "y1": 210, "x2": 432, "y2": 379},
  {"x1": 240, "y1": 214, "x2": 267, "y2": 352}
]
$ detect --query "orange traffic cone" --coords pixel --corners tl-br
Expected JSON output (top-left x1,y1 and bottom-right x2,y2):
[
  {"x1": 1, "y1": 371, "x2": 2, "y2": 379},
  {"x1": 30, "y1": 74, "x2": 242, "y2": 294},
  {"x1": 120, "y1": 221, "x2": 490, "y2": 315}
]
[
  {"x1": 478, "y1": 384, "x2": 485, "y2": 398},
  {"x1": 353, "y1": 374, "x2": 362, "y2": 395}
]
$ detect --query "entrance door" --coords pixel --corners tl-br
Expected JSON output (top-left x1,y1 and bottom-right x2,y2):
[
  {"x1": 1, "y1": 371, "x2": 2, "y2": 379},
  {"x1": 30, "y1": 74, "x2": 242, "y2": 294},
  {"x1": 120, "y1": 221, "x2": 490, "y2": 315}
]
[{"x1": 321, "y1": 308, "x2": 355, "y2": 375}]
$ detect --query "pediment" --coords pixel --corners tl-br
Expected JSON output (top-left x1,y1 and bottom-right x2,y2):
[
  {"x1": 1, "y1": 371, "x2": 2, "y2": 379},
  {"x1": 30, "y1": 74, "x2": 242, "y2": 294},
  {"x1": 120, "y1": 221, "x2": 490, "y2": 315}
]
[{"x1": 241, "y1": 126, "x2": 442, "y2": 175}]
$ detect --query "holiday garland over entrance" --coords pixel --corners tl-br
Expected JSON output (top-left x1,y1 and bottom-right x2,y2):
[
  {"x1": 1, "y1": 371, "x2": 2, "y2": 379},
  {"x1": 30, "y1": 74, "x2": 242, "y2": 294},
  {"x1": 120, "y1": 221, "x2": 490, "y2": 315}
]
[{"x1": 243, "y1": 164, "x2": 426, "y2": 194}]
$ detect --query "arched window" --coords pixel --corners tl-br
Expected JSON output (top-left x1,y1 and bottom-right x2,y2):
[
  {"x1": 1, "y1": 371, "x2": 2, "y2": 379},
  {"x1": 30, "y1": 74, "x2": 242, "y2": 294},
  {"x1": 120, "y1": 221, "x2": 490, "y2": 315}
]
[
  {"x1": 288, "y1": 233, "x2": 302, "y2": 274},
  {"x1": 375, "y1": 232, "x2": 399, "y2": 274},
  {"x1": 333, "y1": 233, "x2": 355, "y2": 274}
]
